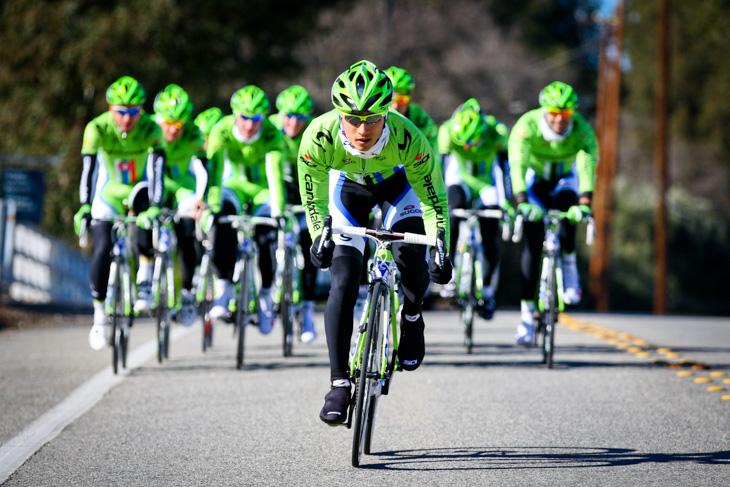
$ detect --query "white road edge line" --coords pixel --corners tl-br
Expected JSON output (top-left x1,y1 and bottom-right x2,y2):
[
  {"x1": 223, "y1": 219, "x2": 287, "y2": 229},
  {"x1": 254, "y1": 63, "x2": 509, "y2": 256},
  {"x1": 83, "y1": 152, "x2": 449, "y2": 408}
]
[{"x1": 0, "y1": 325, "x2": 196, "y2": 483}]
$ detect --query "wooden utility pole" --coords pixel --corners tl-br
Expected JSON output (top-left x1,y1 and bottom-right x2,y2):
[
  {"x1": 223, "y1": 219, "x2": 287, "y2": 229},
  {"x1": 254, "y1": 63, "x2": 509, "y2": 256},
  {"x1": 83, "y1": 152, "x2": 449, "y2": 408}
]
[
  {"x1": 590, "y1": 1, "x2": 624, "y2": 312},
  {"x1": 654, "y1": 0, "x2": 669, "y2": 314}
]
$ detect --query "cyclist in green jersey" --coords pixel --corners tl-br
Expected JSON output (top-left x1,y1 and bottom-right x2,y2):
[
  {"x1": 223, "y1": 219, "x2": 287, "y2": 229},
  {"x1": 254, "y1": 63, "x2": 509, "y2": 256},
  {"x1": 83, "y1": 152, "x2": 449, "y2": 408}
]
[
  {"x1": 438, "y1": 98, "x2": 512, "y2": 318},
  {"x1": 268, "y1": 85, "x2": 319, "y2": 343},
  {"x1": 194, "y1": 107, "x2": 224, "y2": 149},
  {"x1": 153, "y1": 84, "x2": 208, "y2": 326},
  {"x1": 509, "y1": 81, "x2": 598, "y2": 345},
  {"x1": 298, "y1": 60, "x2": 452, "y2": 425},
  {"x1": 384, "y1": 66, "x2": 438, "y2": 151},
  {"x1": 204, "y1": 85, "x2": 286, "y2": 334},
  {"x1": 73, "y1": 76, "x2": 166, "y2": 350}
]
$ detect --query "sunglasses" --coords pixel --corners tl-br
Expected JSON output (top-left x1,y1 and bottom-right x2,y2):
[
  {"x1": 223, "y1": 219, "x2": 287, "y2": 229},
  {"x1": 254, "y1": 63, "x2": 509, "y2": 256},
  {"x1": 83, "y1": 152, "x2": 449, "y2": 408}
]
[
  {"x1": 164, "y1": 119, "x2": 184, "y2": 129},
  {"x1": 284, "y1": 113, "x2": 306, "y2": 121},
  {"x1": 393, "y1": 95, "x2": 411, "y2": 105},
  {"x1": 113, "y1": 106, "x2": 142, "y2": 117},
  {"x1": 238, "y1": 113, "x2": 263, "y2": 123},
  {"x1": 546, "y1": 108, "x2": 574, "y2": 118},
  {"x1": 341, "y1": 111, "x2": 385, "y2": 126}
]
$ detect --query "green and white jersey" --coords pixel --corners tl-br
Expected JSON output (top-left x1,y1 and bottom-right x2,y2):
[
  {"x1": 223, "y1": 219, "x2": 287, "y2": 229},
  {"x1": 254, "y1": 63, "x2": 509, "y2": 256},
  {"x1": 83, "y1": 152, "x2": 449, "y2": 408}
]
[
  {"x1": 438, "y1": 114, "x2": 509, "y2": 192},
  {"x1": 508, "y1": 108, "x2": 598, "y2": 196},
  {"x1": 268, "y1": 112, "x2": 313, "y2": 200},
  {"x1": 206, "y1": 114, "x2": 286, "y2": 216},
  {"x1": 405, "y1": 102, "x2": 438, "y2": 152},
  {"x1": 297, "y1": 108, "x2": 449, "y2": 245},
  {"x1": 80, "y1": 111, "x2": 165, "y2": 214},
  {"x1": 159, "y1": 119, "x2": 207, "y2": 207}
]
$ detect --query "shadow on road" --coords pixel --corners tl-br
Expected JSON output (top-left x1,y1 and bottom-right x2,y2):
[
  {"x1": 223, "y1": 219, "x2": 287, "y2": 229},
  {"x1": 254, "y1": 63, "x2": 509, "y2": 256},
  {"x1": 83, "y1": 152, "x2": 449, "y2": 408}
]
[{"x1": 359, "y1": 446, "x2": 730, "y2": 471}]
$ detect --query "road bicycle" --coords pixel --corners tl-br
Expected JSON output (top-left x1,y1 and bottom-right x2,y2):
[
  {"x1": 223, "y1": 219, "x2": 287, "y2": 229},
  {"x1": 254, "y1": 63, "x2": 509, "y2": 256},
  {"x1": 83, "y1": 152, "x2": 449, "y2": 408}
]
[
  {"x1": 220, "y1": 214, "x2": 278, "y2": 369},
  {"x1": 450, "y1": 207, "x2": 512, "y2": 354},
  {"x1": 81, "y1": 215, "x2": 138, "y2": 374},
  {"x1": 513, "y1": 209, "x2": 595, "y2": 368},
  {"x1": 273, "y1": 204, "x2": 305, "y2": 357},
  {"x1": 321, "y1": 217, "x2": 445, "y2": 467}
]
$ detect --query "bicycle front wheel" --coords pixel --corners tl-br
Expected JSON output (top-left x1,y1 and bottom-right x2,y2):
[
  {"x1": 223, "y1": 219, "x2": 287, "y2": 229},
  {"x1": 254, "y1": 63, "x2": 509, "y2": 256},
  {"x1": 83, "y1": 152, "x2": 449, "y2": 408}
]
[
  {"x1": 281, "y1": 246, "x2": 294, "y2": 357},
  {"x1": 460, "y1": 250, "x2": 475, "y2": 354},
  {"x1": 352, "y1": 282, "x2": 385, "y2": 467},
  {"x1": 235, "y1": 257, "x2": 251, "y2": 370},
  {"x1": 199, "y1": 254, "x2": 214, "y2": 352},
  {"x1": 156, "y1": 256, "x2": 169, "y2": 363},
  {"x1": 542, "y1": 257, "x2": 558, "y2": 368},
  {"x1": 110, "y1": 262, "x2": 123, "y2": 375}
]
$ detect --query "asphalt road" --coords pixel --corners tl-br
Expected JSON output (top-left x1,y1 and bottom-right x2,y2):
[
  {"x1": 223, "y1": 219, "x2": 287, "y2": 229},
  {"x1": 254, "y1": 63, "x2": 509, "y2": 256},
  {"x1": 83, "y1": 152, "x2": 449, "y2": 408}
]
[{"x1": 1, "y1": 309, "x2": 729, "y2": 485}]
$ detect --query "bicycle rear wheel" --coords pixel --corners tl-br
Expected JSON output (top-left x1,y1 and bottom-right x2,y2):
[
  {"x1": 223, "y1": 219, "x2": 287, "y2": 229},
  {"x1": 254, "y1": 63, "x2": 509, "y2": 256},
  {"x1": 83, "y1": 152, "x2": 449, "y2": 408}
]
[
  {"x1": 352, "y1": 282, "x2": 384, "y2": 467},
  {"x1": 199, "y1": 254, "x2": 214, "y2": 351},
  {"x1": 281, "y1": 246, "x2": 294, "y2": 357},
  {"x1": 542, "y1": 257, "x2": 558, "y2": 368},
  {"x1": 235, "y1": 257, "x2": 250, "y2": 370}
]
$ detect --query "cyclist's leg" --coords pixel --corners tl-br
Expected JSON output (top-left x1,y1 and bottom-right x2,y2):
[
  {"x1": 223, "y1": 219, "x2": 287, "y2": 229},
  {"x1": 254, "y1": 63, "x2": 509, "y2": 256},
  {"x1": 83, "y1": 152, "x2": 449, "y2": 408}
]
[
  {"x1": 252, "y1": 200, "x2": 277, "y2": 334},
  {"x1": 553, "y1": 168, "x2": 581, "y2": 304},
  {"x1": 210, "y1": 195, "x2": 238, "y2": 318},
  {"x1": 517, "y1": 172, "x2": 549, "y2": 344},
  {"x1": 379, "y1": 171, "x2": 429, "y2": 370},
  {"x1": 299, "y1": 217, "x2": 318, "y2": 342},
  {"x1": 175, "y1": 195, "x2": 199, "y2": 325},
  {"x1": 130, "y1": 182, "x2": 155, "y2": 312},
  {"x1": 477, "y1": 184, "x2": 501, "y2": 317}
]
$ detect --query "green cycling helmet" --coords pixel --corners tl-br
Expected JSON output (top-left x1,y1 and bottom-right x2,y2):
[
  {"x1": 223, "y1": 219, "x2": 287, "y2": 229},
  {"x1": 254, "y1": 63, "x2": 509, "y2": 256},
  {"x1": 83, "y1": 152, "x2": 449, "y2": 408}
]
[
  {"x1": 450, "y1": 98, "x2": 486, "y2": 146},
  {"x1": 194, "y1": 107, "x2": 224, "y2": 136},
  {"x1": 385, "y1": 66, "x2": 415, "y2": 95},
  {"x1": 331, "y1": 60, "x2": 393, "y2": 114},
  {"x1": 153, "y1": 84, "x2": 193, "y2": 121},
  {"x1": 230, "y1": 85, "x2": 270, "y2": 117},
  {"x1": 276, "y1": 85, "x2": 314, "y2": 116},
  {"x1": 106, "y1": 76, "x2": 146, "y2": 106},
  {"x1": 539, "y1": 81, "x2": 579, "y2": 110}
]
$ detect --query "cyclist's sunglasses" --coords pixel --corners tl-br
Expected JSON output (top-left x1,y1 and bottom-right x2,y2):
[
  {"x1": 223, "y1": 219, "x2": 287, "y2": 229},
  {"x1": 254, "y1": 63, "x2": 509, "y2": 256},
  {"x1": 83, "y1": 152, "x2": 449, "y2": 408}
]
[
  {"x1": 163, "y1": 119, "x2": 184, "y2": 129},
  {"x1": 341, "y1": 111, "x2": 386, "y2": 126},
  {"x1": 546, "y1": 108, "x2": 574, "y2": 118},
  {"x1": 284, "y1": 113, "x2": 306, "y2": 121},
  {"x1": 393, "y1": 95, "x2": 411, "y2": 105},
  {"x1": 237, "y1": 113, "x2": 263, "y2": 123},
  {"x1": 112, "y1": 105, "x2": 142, "y2": 117}
]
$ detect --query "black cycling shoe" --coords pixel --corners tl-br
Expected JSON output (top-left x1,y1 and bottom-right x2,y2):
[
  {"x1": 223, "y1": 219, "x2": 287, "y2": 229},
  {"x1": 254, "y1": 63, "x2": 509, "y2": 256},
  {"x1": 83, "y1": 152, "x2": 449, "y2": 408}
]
[
  {"x1": 476, "y1": 296, "x2": 496, "y2": 320},
  {"x1": 319, "y1": 386, "x2": 351, "y2": 425},
  {"x1": 398, "y1": 312, "x2": 425, "y2": 371}
]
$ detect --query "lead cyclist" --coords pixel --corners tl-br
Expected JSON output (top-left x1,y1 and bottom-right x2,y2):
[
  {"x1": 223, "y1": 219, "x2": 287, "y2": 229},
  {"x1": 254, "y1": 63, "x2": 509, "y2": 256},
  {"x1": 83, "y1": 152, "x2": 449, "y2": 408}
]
[
  {"x1": 297, "y1": 60, "x2": 453, "y2": 425},
  {"x1": 73, "y1": 76, "x2": 166, "y2": 350}
]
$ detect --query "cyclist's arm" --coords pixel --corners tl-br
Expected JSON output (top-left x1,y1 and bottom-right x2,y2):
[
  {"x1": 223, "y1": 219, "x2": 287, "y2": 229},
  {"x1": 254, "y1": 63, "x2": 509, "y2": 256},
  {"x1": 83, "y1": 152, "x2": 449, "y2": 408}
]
[
  {"x1": 148, "y1": 148, "x2": 166, "y2": 207},
  {"x1": 497, "y1": 150, "x2": 513, "y2": 203},
  {"x1": 191, "y1": 156, "x2": 208, "y2": 200},
  {"x1": 507, "y1": 113, "x2": 534, "y2": 203},
  {"x1": 297, "y1": 124, "x2": 331, "y2": 241},
  {"x1": 574, "y1": 115, "x2": 599, "y2": 201},
  {"x1": 80, "y1": 121, "x2": 102, "y2": 206},
  {"x1": 205, "y1": 123, "x2": 227, "y2": 213},
  {"x1": 403, "y1": 133, "x2": 450, "y2": 252},
  {"x1": 265, "y1": 149, "x2": 286, "y2": 217}
]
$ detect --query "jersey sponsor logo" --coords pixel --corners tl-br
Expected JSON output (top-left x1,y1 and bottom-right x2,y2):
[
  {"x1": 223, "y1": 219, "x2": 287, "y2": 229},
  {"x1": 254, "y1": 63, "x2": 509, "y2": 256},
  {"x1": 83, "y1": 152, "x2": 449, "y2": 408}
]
[
  {"x1": 300, "y1": 154, "x2": 316, "y2": 168},
  {"x1": 343, "y1": 158, "x2": 355, "y2": 165},
  {"x1": 404, "y1": 204, "x2": 415, "y2": 210},
  {"x1": 413, "y1": 152, "x2": 430, "y2": 168},
  {"x1": 336, "y1": 234, "x2": 352, "y2": 242},
  {"x1": 117, "y1": 159, "x2": 136, "y2": 185},
  {"x1": 303, "y1": 173, "x2": 321, "y2": 231},
  {"x1": 400, "y1": 204, "x2": 421, "y2": 217},
  {"x1": 314, "y1": 129, "x2": 333, "y2": 152},
  {"x1": 422, "y1": 174, "x2": 445, "y2": 227}
]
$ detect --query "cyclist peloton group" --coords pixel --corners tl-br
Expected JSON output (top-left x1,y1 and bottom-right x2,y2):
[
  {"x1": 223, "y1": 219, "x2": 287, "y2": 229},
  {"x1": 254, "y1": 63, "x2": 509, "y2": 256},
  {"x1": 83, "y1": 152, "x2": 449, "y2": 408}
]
[{"x1": 75, "y1": 60, "x2": 597, "y2": 424}]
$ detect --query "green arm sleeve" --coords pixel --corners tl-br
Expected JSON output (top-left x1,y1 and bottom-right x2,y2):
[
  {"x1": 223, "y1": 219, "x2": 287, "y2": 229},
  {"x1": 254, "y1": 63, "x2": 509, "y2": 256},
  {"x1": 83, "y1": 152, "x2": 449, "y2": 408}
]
[
  {"x1": 507, "y1": 116, "x2": 532, "y2": 198},
  {"x1": 205, "y1": 130, "x2": 224, "y2": 213},
  {"x1": 575, "y1": 122, "x2": 599, "y2": 195},
  {"x1": 297, "y1": 130, "x2": 331, "y2": 241},
  {"x1": 265, "y1": 149, "x2": 286, "y2": 217}
]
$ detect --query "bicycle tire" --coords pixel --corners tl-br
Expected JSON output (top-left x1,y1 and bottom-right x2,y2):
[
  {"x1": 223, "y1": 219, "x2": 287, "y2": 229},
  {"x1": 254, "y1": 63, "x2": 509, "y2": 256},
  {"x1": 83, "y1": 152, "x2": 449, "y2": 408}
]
[
  {"x1": 352, "y1": 281, "x2": 384, "y2": 467},
  {"x1": 461, "y1": 250, "x2": 475, "y2": 354},
  {"x1": 111, "y1": 262, "x2": 123, "y2": 375},
  {"x1": 156, "y1": 256, "x2": 168, "y2": 363},
  {"x1": 235, "y1": 256, "x2": 250, "y2": 370},
  {"x1": 544, "y1": 256, "x2": 558, "y2": 368},
  {"x1": 200, "y1": 255, "x2": 214, "y2": 352},
  {"x1": 282, "y1": 246, "x2": 294, "y2": 357}
]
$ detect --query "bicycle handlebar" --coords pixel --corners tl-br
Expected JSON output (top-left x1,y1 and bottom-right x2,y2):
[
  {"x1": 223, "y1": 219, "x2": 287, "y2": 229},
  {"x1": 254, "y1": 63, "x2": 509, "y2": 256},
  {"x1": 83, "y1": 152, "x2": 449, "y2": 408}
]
[
  {"x1": 450, "y1": 208, "x2": 505, "y2": 220},
  {"x1": 218, "y1": 214, "x2": 279, "y2": 229},
  {"x1": 511, "y1": 210, "x2": 595, "y2": 246},
  {"x1": 333, "y1": 225, "x2": 438, "y2": 247}
]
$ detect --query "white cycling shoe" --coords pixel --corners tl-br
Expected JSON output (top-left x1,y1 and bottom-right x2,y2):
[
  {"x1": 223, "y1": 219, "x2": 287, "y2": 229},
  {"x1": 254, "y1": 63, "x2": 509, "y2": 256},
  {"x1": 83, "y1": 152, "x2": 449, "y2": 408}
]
[
  {"x1": 258, "y1": 288, "x2": 274, "y2": 334},
  {"x1": 134, "y1": 281, "x2": 153, "y2": 314},
  {"x1": 515, "y1": 300, "x2": 536, "y2": 346},
  {"x1": 89, "y1": 304, "x2": 110, "y2": 351},
  {"x1": 210, "y1": 279, "x2": 232, "y2": 320},
  {"x1": 301, "y1": 300, "x2": 317, "y2": 343},
  {"x1": 562, "y1": 253, "x2": 582, "y2": 305}
]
